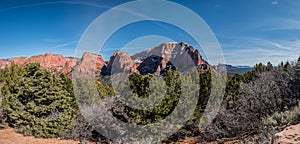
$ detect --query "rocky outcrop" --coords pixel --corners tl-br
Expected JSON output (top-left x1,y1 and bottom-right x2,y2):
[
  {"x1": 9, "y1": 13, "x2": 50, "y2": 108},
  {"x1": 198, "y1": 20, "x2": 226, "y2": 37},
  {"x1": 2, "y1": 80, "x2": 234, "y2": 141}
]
[
  {"x1": 0, "y1": 60, "x2": 10, "y2": 69},
  {"x1": 131, "y1": 42, "x2": 210, "y2": 74},
  {"x1": 131, "y1": 63, "x2": 140, "y2": 74},
  {"x1": 0, "y1": 52, "x2": 107, "y2": 77},
  {"x1": 60, "y1": 58, "x2": 78, "y2": 76},
  {"x1": 137, "y1": 55, "x2": 163, "y2": 75},
  {"x1": 101, "y1": 51, "x2": 134, "y2": 75},
  {"x1": 21, "y1": 53, "x2": 72, "y2": 73},
  {"x1": 0, "y1": 42, "x2": 210, "y2": 77},
  {"x1": 73, "y1": 52, "x2": 106, "y2": 76},
  {"x1": 10, "y1": 57, "x2": 27, "y2": 66},
  {"x1": 1, "y1": 54, "x2": 74, "y2": 75}
]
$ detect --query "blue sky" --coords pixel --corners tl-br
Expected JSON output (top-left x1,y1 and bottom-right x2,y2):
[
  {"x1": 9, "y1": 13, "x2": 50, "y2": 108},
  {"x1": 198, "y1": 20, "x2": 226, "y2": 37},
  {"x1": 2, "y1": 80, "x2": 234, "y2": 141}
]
[{"x1": 0, "y1": 0, "x2": 299, "y2": 66}]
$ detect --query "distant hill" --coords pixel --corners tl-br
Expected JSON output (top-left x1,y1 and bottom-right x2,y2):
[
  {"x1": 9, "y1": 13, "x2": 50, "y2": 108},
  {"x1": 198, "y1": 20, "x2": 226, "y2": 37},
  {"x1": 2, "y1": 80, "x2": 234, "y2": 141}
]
[{"x1": 218, "y1": 64, "x2": 252, "y2": 75}]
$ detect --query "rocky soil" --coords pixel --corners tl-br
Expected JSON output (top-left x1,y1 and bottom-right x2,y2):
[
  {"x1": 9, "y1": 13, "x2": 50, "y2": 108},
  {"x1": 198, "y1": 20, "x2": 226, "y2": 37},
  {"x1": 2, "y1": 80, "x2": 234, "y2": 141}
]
[{"x1": 275, "y1": 124, "x2": 300, "y2": 144}]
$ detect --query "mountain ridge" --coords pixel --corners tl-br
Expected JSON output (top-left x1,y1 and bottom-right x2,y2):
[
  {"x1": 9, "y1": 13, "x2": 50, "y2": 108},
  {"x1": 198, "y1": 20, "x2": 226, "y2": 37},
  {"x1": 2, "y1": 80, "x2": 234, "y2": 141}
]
[
  {"x1": 217, "y1": 64, "x2": 252, "y2": 75},
  {"x1": 0, "y1": 42, "x2": 215, "y2": 76}
]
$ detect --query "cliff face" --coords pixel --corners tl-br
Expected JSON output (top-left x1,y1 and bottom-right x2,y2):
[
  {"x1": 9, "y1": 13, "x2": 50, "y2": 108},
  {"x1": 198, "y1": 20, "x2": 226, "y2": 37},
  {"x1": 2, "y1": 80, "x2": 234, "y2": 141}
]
[
  {"x1": 101, "y1": 51, "x2": 134, "y2": 75},
  {"x1": 73, "y1": 52, "x2": 106, "y2": 76},
  {"x1": 131, "y1": 42, "x2": 209, "y2": 74},
  {"x1": 0, "y1": 54, "x2": 73, "y2": 74},
  {"x1": 0, "y1": 42, "x2": 210, "y2": 76},
  {"x1": 0, "y1": 60, "x2": 10, "y2": 69},
  {"x1": 0, "y1": 52, "x2": 106, "y2": 77}
]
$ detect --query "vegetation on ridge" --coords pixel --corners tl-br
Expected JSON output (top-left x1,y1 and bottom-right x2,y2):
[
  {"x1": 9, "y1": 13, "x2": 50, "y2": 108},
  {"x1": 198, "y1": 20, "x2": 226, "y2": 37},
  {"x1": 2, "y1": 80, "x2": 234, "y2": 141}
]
[{"x1": 0, "y1": 57, "x2": 299, "y2": 143}]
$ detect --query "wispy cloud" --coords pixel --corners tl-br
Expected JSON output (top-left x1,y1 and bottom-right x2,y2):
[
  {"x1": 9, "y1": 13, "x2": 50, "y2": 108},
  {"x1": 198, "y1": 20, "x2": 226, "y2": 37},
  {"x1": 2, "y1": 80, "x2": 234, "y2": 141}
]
[
  {"x1": 224, "y1": 48, "x2": 297, "y2": 66},
  {"x1": 253, "y1": 39, "x2": 299, "y2": 52},
  {"x1": 221, "y1": 37, "x2": 300, "y2": 66},
  {"x1": 0, "y1": 0, "x2": 150, "y2": 20},
  {"x1": 0, "y1": 1, "x2": 111, "y2": 12},
  {"x1": 262, "y1": 18, "x2": 300, "y2": 31},
  {"x1": 47, "y1": 40, "x2": 77, "y2": 49}
]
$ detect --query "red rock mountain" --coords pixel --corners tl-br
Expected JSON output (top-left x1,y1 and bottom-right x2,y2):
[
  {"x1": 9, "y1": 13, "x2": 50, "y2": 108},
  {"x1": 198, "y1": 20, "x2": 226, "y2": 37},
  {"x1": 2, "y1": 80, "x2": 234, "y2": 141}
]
[
  {"x1": 130, "y1": 42, "x2": 209, "y2": 74},
  {"x1": 73, "y1": 52, "x2": 106, "y2": 76},
  {"x1": 0, "y1": 42, "x2": 210, "y2": 76},
  {"x1": 0, "y1": 54, "x2": 74, "y2": 74},
  {"x1": 101, "y1": 51, "x2": 134, "y2": 75}
]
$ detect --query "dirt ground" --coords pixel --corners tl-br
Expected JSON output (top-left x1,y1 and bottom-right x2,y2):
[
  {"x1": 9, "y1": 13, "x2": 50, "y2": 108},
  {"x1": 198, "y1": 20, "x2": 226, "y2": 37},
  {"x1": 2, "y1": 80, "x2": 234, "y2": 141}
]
[
  {"x1": 0, "y1": 128, "x2": 81, "y2": 144},
  {"x1": 1, "y1": 124, "x2": 300, "y2": 144},
  {"x1": 275, "y1": 124, "x2": 300, "y2": 144}
]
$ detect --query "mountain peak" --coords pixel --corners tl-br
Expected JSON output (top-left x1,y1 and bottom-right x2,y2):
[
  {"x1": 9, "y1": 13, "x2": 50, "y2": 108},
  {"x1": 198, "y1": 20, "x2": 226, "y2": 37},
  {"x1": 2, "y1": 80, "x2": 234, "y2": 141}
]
[
  {"x1": 0, "y1": 42, "x2": 211, "y2": 76},
  {"x1": 130, "y1": 42, "x2": 208, "y2": 74}
]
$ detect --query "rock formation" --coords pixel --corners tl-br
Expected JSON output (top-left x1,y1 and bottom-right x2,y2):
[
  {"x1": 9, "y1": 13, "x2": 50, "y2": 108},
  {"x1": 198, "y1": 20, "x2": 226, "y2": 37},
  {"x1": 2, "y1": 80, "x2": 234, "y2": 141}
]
[
  {"x1": 131, "y1": 42, "x2": 210, "y2": 74},
  {"x1": 101, "y1": 51, "x2": 134, "y2": 75},
  {"x1": 0, "y1": 42, "x2": 211, "y2": 77},
  {"x1": 73, "y1": 52, "x2": 106, "y2": 76}
]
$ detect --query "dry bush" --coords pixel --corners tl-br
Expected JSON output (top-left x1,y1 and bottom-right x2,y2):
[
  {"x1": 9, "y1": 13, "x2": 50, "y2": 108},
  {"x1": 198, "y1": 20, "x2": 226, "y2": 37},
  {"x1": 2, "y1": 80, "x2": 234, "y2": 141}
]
[{"x1": 193, "y1": 70, "x2": 300, "y2": 142}]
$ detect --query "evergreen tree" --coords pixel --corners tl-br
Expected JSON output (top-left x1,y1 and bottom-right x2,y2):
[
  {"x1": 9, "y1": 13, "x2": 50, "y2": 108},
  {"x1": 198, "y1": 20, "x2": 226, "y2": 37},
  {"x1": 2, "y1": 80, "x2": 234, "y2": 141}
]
[
  {"x1": 114, "y1": 68, "x2": 182, "y2": 125},
  {"x1": 267, "y1": 62, "x2": 273, "y2": 71},
  {"x1": 284, "y1": 61, "x2": 292, "y2": 72},
  {"x1": 198, "y1": 69, "x2": 212, "y2": 110},
  {"x1": 1, "y1": 63, "x2": 77, "y2": 138},
  {"x1": 295, "y1": 56, "x2": 300, "y2": 78},
  {"x1": 225, "y1": 74, "x2": 244, "y2": 109}
]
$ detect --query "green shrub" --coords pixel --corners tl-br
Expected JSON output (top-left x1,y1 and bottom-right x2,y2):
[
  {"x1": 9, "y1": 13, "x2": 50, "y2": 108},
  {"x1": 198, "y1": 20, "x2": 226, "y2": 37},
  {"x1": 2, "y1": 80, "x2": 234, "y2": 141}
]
[
  {"x1": 1, "y1": 63, "x2": 77, "y2": 138},
  {"x1": 262, "y1": 105, "x2": 300, "y2": 130}
]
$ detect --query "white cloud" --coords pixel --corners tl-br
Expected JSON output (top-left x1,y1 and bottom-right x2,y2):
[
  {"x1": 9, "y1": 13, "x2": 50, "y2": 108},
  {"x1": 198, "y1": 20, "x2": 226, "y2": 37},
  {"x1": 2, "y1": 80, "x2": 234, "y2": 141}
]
[
  {"x1": 262, "y1": 18, "x2": 300, "y2": 31},
  {"x1": 221, "y1": 37, "x2": 300, "y2": 66},
  {"x1": 0, "y1": 1, "x2": 110, "y2": 12},
  {"x1": 272, "y1": 0, "x2": 278, "y2": 5},
  {"x1": 253, "y1": 39, "x2": 299, "y2": 52},
  {"x1": 47, "y1": 40, "x2": 77, "y2": 49}
]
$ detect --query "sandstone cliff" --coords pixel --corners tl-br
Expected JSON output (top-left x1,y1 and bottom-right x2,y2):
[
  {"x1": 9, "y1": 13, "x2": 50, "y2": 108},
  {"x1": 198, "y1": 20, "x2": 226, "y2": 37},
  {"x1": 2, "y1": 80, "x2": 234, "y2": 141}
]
[{"x1": 0, "y1": 42, "x2": 211, "y2": 77}]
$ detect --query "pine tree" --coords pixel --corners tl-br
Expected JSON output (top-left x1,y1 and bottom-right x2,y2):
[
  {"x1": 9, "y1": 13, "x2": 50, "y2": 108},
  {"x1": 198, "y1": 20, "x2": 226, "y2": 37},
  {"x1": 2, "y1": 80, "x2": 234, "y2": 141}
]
[
  {"x1": 117, "y1": 68, "x2": 182, "y2": 125},
  {"x1": 267, "y1": 62, "x2": 273, "y2": 71},
  {"x1": 296, "y1": 56, "x2": 300, "y2": 78},
  {"x1": 225, "y1": 74, "x2": 244, "y2": 109},
  {"x1": 284, "y1": 61, "x2": 292, "y2": 72},
  {"x1": 1, "y1": 63, "x2": 77, "y2": 138}
]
